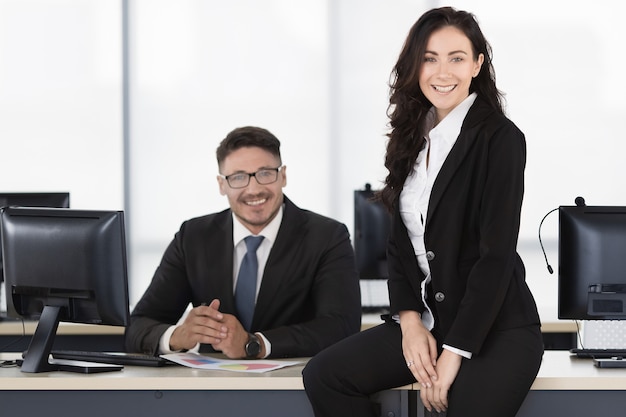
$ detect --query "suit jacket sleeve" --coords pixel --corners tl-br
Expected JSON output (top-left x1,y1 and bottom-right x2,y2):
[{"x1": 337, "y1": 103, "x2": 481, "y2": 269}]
[{"x1": 124, "y1": 217, "x2": 204, "y2": 355}]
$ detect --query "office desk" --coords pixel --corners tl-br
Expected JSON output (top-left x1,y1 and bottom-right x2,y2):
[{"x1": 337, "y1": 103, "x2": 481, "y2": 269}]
[
  {"x1": 404, "y1": 351, "x2": 626, "y2": 416},
  {"x1": 514, "y1": 350, "x2": 626, "y2": 416},
  {"x1": 0, "y1": 353, "x2": 412, "y2": 417},
  {"x1": 1, "y1": 351, "x2": 626, "y2": 417}
]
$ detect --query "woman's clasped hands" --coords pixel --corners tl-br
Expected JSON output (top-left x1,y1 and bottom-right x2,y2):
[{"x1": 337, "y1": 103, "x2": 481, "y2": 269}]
[{"x1": 399, "y1": 310, "x2": 462, "y2": 414}]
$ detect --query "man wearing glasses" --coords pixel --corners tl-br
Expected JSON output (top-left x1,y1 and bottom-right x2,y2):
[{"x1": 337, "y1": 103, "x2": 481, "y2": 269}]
[{"x1": 126, "y1": 126, "x2": 361, "y2": 359}]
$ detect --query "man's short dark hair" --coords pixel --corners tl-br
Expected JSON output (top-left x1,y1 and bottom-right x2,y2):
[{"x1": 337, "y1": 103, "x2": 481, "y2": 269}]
[{"x1": 216, "y1": 126, "x2": 282, "y2": 168}]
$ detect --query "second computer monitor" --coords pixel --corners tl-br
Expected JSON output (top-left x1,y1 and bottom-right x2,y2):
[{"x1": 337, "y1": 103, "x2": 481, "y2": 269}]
[{"x1": 0, "y1": 192, "x2": 70, "y2": 283}]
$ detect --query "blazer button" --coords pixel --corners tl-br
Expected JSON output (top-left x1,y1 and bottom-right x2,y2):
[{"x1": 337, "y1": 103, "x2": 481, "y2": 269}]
[
  {"x1": 434, "y1": 292, "x2": 445, "y2": 302},
  {"x1": 425, "y1": 251, "x2": 435, "y2": 261}
]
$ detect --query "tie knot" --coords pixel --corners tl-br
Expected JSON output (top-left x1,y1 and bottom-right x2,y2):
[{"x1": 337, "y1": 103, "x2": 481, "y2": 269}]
[{"x1": 244, "y1": 235, "x2": 264, "y2": 252}]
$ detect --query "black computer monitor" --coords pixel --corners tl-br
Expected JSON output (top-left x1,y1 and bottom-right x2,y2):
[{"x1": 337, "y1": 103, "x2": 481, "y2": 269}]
[
  {"x1": 0, "y1": 207, "x2": 130, "y2": 373},
  {"x1": 559, "y1": 204, "x2": 626, "y2": 320},
  {"x1": 0, "y1": 192, "x2": 70, "y2": 283},
  {"x1": 354, "y1": 184, "x2": 391, "y2": 280}
]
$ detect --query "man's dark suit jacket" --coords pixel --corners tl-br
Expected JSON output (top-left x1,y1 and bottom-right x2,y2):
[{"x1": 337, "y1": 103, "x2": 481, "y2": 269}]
[
  {"x1": 387, "y1": 97, "x2": 541, "y2": 356},
  {"x1": 125, "y1": 196, "x2": 361, "y2": 358}
]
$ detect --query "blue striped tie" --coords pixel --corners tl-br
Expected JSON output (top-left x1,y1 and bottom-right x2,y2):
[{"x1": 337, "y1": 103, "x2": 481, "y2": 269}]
[{"x1": 235, "y1": 235, "x2": 264, "y2": 330}]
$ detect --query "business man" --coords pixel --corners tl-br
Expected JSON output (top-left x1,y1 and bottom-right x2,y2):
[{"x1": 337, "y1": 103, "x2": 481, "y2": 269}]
[{"x1": 125, "y1": 126, "x2": 361, "y2": 359}]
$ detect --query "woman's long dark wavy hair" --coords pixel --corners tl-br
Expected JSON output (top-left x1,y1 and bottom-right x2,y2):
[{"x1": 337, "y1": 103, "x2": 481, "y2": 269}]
[{"x1": 378, "y1": 7, "x2": 504, "y2": 210}]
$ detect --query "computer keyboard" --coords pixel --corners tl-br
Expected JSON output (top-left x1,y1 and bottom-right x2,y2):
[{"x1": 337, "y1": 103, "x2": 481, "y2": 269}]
[
  {"x1": 570, "y1": 348, "x2": 626, "y2": 359},
  {"x1": 50, "y1": 350, "x2": 172, "y2": 367}
]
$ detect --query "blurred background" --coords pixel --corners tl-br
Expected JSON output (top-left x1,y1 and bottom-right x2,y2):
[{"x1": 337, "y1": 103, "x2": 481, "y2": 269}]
[{"x1": 2, "y1": 0, "x2": 625, "y2": 320}]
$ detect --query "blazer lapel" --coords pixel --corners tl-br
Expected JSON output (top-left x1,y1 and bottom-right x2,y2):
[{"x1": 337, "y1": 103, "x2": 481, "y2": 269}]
[
  {"x1": 253, "y1": 196, "x2": 305, "y2": 326},
  {"x1": 426, "y1": 99, "x2": 493, "y2": 228}
]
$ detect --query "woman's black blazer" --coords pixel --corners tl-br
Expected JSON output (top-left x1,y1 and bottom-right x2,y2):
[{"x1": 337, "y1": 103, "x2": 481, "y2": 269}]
[{"x1": 387, "y1": 97, "x2": 541, "y2": 355}]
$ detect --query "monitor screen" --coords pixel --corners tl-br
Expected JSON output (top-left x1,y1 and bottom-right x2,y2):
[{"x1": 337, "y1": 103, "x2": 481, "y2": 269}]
[
  {"x1": 354, "y1": 184, "x2": 391, "y2": 280},
  {"x1": 0, "y1": 192, "x2": 70, "y2": 283},
  {"x1": 0, "y1": 207, "x2": 130, "y2": 372},
  {"x1": 558, "y1": 205, "x2": 626, "y2": 320}
]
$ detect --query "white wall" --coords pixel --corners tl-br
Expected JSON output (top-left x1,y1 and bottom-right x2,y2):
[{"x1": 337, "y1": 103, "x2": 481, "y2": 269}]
[{"x1": 3, "y1": 0, "x2": 626, "y2": 320}]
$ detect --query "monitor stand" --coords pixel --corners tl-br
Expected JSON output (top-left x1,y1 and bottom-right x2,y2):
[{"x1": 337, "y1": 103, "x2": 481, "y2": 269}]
[{"x1": 20, "y1": 305, "x2": 122, "y2": 373}]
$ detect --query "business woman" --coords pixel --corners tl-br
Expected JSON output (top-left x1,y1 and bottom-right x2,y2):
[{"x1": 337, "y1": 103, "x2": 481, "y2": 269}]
[{"x1": 303, "y1": 7, "x2": 543, "y2": 417}]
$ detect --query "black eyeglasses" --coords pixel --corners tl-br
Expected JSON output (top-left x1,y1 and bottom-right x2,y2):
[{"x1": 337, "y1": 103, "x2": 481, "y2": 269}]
[{"x1": 220, "y1": 166, "x2": 283, "y2": 189}]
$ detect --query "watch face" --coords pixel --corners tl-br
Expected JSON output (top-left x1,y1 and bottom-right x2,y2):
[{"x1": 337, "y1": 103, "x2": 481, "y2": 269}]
[{"x1": 246, "y1": 336, "x2": 260, "y2": 357}]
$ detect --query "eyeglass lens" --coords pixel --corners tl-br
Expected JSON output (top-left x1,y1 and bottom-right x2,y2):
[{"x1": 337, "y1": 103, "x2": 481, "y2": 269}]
[{"x1": 227, "y1": 168, "x2": 279, "y2": 188}]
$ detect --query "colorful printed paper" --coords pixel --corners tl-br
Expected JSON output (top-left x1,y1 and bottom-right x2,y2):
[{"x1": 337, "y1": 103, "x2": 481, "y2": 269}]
[{"x1": 161, "y1": 352, "x2": 301, "y2": 373}]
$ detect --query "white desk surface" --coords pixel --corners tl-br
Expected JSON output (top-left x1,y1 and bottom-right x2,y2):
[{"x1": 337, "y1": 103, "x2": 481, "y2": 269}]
[
  {"x1": 0, "y1": 351, "x2": 624, "y2": 392},
  {"x1": 0, "y1": 353, "x2": 413, "y2": 392},
  {"x1": 532, "y1": 350, "x2": 626, "y2": 390},
  {"x1": 0, "y1": 353, "x2": 311, "y2": 391},
  {"x1": 0, "y1": 320, "x2": 124, "y2": 335}
]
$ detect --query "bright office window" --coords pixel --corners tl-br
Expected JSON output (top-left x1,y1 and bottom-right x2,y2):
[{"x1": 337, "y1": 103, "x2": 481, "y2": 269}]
[
  {"x1": 0, "y1": 0, "x2": 123, "y2": 209},
  {"x1": 127, "y1": 0, "x2": 333, "y2": 303},
  {"x1": 127, "y1": 1, "x2": 626, "y2": 317},
  {"x1": 3, "y1": 0, "x2": 626, "y2": 320}
]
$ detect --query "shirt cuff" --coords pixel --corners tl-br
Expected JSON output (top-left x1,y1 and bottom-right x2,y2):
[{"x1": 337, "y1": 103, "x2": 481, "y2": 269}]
[
  {"x1": 443, "y1": 344, "x2": 472, "y2": 359},
  {"x1": 159, "y1": 325, "x2": 199, "y2": 354},
  {"x1": 256, "y1": 332, "x2": 271, "y2": 358}
]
